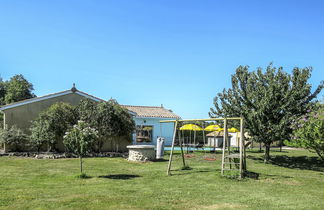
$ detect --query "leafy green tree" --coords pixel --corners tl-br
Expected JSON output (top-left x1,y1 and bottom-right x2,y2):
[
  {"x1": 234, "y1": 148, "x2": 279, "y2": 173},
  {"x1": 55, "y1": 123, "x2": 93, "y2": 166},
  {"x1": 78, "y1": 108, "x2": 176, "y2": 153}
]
[
  {"x1": 77, "y1": 99, "x2": 135, "y2": 152},
  {"x1": 0, "y1": 125, "x2": 29, "y2": 152},
  {"x1": 30, "y1": 102, "x2": 77, "y2": 152},
  {"x1": 289, "y1": 103, "x2": 324, "y2": 161},
  {"x1": 63, "y1": 121, "x2": 98, "y2": 174},
  {"x1": 95, "y1": 99, "x2": 135, "y2": 152},
  {"x1": 209, "y1": 64, "x2": 323, "y2": 162},
  {"x1": 0, "y1": 76, "x2": 6, "y2": 126},
  {"x1": 5, "y1": 74, "x2": 36, "y2": 104},
  {"x1": 76, "y1": 98, "x2": 98, "y2": 128},
  {"x1": 0, "y1": 76, "x2": 6, "y2": 105},
  {"x1": 30, "y1": 115, "x2": 55, "y2": 153}
]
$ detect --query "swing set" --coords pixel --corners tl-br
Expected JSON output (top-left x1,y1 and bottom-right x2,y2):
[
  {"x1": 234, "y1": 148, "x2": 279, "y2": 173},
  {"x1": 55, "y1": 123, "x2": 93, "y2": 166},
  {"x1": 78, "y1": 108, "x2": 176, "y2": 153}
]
[{"x1": 160, "y1": 117, "x2": 246, "y2": 179}]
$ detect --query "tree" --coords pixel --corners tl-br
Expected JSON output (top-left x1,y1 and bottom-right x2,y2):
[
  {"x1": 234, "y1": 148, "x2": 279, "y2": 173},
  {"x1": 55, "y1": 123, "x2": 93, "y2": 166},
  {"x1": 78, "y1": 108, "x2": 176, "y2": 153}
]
[
  {"x1": 0, "y1": 76, "x2": 6, "y2": 105},
  {"x1": 63, "y1": 121, "x2": 98, "y2": 174},
  {"x1": 5, "y1": 74, "x2": 36, "y2": 104},
  {"x1": 289, "y1": 103, "x2": 324, "y2": 161},
  {"x1": 30, "y1": 115, "x2": 55, "y2": 153},
  {"x1": 0, "y1": 125, "x2": 29, "y2": 152},
  {"x1": 209, "y1": 64, "x2": 323, "y2": 163},
  {"x1": 30, "y1": 102, "x2": 77, "y2": 151},
  {"x1": 77, "y1": 99, "x2": 135, "y2": 152},
  {"x1": 76, "y1": 98, "x2": 98, "y2": 128},
  {"x1": 95, "y1": 99, "x2": 135, "y2": 152},
  {"x1": 0, "y1": 76, "x2": 6, "y2": 126}
]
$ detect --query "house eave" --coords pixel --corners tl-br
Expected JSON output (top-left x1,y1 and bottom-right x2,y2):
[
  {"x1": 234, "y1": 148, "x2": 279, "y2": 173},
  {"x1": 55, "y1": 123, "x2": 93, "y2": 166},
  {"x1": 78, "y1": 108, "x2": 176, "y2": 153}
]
[{"x1": 0, "y1": 90, "x2": 103, "y2": 111}]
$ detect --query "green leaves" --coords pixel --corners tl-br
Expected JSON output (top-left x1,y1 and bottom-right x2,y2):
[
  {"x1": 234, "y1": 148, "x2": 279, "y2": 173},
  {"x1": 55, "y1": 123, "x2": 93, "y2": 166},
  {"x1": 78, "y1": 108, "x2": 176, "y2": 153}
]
[
  {"x1": 0, "y1": 125, "x2": 29, "y2": 152},
  {"x1": 210, "y1": 63, "x2": 323, "y2": 162},
  {"x1": 4, "y1": 74, "x2": 36, "y2": 104},
  {"x1": 63, "y1": 121, "x2": 98, "y2": 157},
  {"x1": 77, "y1": 99, "x2": 135, "y2": 150},
  {"x1": 30, "y1": 102, "x2": 77, "y2": 152},
  {"x1": 291, "y1": 103, "x2": 324, "y2": 161}
]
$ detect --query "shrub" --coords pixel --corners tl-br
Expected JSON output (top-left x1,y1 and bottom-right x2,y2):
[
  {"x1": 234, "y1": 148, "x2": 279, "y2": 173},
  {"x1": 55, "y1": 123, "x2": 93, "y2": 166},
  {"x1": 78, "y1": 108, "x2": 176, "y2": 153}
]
[
  {"x1": 63, "y1": 121, "x2": 98, "y2": 173},
  {"x1": 0, "y1": 125, "x2": 29, "y2": 152}
]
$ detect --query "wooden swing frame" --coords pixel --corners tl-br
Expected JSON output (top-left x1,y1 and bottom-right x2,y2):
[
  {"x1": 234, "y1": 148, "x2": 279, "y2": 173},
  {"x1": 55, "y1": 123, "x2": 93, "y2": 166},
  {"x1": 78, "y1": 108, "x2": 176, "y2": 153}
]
[{"x1": 160, "y1": 117, "x2": 245, "y2": 179}]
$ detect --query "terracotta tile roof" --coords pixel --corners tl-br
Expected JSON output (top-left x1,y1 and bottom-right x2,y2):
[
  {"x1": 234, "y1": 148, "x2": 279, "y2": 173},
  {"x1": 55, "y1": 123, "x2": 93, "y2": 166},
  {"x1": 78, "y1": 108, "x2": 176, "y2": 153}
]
[{"x1": 121, "y1": 105, "x2": 181, "y2": 119}]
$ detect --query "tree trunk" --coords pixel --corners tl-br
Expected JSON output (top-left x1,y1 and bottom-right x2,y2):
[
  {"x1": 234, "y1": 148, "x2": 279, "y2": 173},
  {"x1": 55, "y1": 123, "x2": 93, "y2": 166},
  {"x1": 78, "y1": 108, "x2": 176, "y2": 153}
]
[
  {"x1": 80, "y1": 156, "x2": 83, "y2": 173},
  {"x1": 315, "y1": 149, "x2": 324, "y2": 162},
  {"x1": 264, "y1": 143, "x2": 271, "y2": 163},
  {"x1": 259, "y1": 142, "x2": 262, "y2": 152}
]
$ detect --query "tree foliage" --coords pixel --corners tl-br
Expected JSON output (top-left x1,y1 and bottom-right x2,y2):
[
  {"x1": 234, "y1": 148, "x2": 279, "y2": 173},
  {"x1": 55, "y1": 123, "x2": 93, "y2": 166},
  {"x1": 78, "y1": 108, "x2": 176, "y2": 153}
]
[
  {"x1": 0, "y1": 74, "x2": 35, "y2": 126},
  {"x1": 0, "y1": 77, "x2": 5, "y2": 126},
  {"x1": 76, "y1": 98, "x2": 98, "y2": 128},
  {"x1": 30, "y1": 114, "x2": 55, "y2": 153},
  {"x1": 289, "y1": 103, "x2": 324, "y2": 161},
  {"x1": 0, "y1": 76, "x2": 6, "y2": 105},
  {"x1": 209, "y1": 64, "x2": 323, "y2": 162},
  {"x1": 63, "y1": 121, "x2": 98, "y2": 173},
  {"x1": 77, "y1": 99, "x2": 135, "y2": 152},
  {"x1": 30, "y1": 99, "x2": 135, "y2": 152},
  {"x1": 30, "y1": 102, "x2": 77, "y2": 152},
  {"x1": 0, "y1": 125, "x2": 29, "y2": 152},
  {"x1": 4, "y1": 74, "x2": 36, "y2": 104},
  {"x1": 96, "y1": 99, "x2": 135, "y2": 137}
]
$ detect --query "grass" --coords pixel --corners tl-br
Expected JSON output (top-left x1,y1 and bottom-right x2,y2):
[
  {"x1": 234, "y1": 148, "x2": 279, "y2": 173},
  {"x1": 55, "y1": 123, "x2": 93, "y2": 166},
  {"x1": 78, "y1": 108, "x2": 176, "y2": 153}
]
[{"x1": 0, "y1": 149, "x2": 323, "y2": 209}]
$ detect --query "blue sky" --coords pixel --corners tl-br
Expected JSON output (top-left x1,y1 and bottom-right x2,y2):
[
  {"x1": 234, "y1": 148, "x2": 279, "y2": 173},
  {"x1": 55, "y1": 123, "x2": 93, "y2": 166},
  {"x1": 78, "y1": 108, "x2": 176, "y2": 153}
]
[{"x1": 0, "y1": 0, "x2": 323, "y2": 119}]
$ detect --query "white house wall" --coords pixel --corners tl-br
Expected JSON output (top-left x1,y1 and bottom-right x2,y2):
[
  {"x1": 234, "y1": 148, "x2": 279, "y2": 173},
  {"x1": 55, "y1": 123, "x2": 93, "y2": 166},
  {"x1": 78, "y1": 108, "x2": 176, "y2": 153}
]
[{"x1": 133, "y1": 117, "x2": 176, "y2": 146}]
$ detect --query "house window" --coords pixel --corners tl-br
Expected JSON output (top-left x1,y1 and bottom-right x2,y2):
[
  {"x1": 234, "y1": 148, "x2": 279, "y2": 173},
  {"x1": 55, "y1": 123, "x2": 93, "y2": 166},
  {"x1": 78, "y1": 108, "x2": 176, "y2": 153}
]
[{"x1": 136, "y1": 125, "x2": 153, "y2": 143}]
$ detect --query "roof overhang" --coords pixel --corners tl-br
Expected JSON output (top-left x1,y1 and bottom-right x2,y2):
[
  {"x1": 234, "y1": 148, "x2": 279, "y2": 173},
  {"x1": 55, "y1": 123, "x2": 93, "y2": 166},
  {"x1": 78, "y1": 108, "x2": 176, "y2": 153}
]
[{"x1": 0, "y1": 90, "x2": 103, "y2": 111}]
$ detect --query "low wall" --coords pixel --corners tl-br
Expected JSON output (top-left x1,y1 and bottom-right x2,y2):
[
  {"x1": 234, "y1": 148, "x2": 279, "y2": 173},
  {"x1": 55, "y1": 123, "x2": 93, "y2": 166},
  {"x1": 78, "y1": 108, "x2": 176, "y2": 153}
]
[{"x1": 127, "y1": 145, "x2": 155, "y2": 162}]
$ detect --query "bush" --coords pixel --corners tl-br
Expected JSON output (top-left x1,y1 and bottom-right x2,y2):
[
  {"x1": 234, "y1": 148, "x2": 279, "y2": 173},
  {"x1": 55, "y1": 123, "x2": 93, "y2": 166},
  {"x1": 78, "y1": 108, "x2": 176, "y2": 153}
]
[
  {"x1": 0, "y1": 125, "x2": 29, "y2": 152},
  {"x1": 290, "y1": 103, "x2": 324, "y2": 161}
]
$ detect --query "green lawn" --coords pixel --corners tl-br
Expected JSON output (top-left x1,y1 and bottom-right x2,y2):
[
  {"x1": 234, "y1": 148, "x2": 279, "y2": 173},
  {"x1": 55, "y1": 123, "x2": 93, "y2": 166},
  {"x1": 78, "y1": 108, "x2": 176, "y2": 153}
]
[{"x1": 0, "y1": 149, "x2": 323, "y2": 210}]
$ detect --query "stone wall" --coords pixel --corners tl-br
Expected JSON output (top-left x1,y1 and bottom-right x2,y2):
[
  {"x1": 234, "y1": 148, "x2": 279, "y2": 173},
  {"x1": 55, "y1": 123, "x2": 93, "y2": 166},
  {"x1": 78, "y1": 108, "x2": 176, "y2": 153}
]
[{"x1": 127, "y1": 146, "x2": 155, "y2": 162}]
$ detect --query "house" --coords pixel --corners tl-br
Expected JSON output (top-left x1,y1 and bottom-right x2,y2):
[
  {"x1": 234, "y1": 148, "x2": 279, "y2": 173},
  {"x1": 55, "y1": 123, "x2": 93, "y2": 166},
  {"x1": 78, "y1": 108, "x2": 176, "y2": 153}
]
[
  {"x1": 0, "y1": 86, "x2": 180, "y2": 152},
  {"x1": 121, "y1": 105, "x2": 181, "y2": 146},
  {"x1": 206, "y1": 131, "x2": 236, "y2": 147}
]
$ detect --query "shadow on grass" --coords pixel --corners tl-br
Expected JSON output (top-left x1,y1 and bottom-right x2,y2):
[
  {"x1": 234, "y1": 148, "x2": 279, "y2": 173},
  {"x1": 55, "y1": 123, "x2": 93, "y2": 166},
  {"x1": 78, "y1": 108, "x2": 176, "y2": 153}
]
[
  {"x1": 249, "y1": 155, "x2": 324, "y2": 172},
  {"x1": 76, "y1": 173, "x2": 92, "y2": 179},
  {"x1": 244, "y1": 171, "x2": 260, "y2": 180},
  {"x1": 152, "y1": 159, "x2": 168, "y2": 162},
  {"x1": 270, "y1": 150, "x2": 289, "y2": 153},
  {"x1": 170, "y1": 168, "x2": 216, "y2": 176},
  {"x1": 270, "y1": 155, "x2": 324, "y2": 172},
  {"x1": 263, "y1": 174, "x2": 292, "y2": 179},
  {"x1": 98, "y1": 174, "x2": 141, "y2": 180},
  {"x1": 246, "y1": 150, "x2": 264, "y2": 153}
]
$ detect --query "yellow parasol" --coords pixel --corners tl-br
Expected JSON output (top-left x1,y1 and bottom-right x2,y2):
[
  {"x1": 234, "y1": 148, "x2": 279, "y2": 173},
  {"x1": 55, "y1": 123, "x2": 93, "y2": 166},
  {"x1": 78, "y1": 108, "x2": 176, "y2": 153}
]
[
  {"x1": 228, "y1": 127, "x2": 239, "y2": 133},
  {"x1": 217, "y1": 127, "x2": 239, "y2": 133},
  {"x1": 204, "y1": 124, "x2": 221, "y2": 131},
  {"x1": 179, "y1": 124, "x2": 203, "y2": 131}
]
